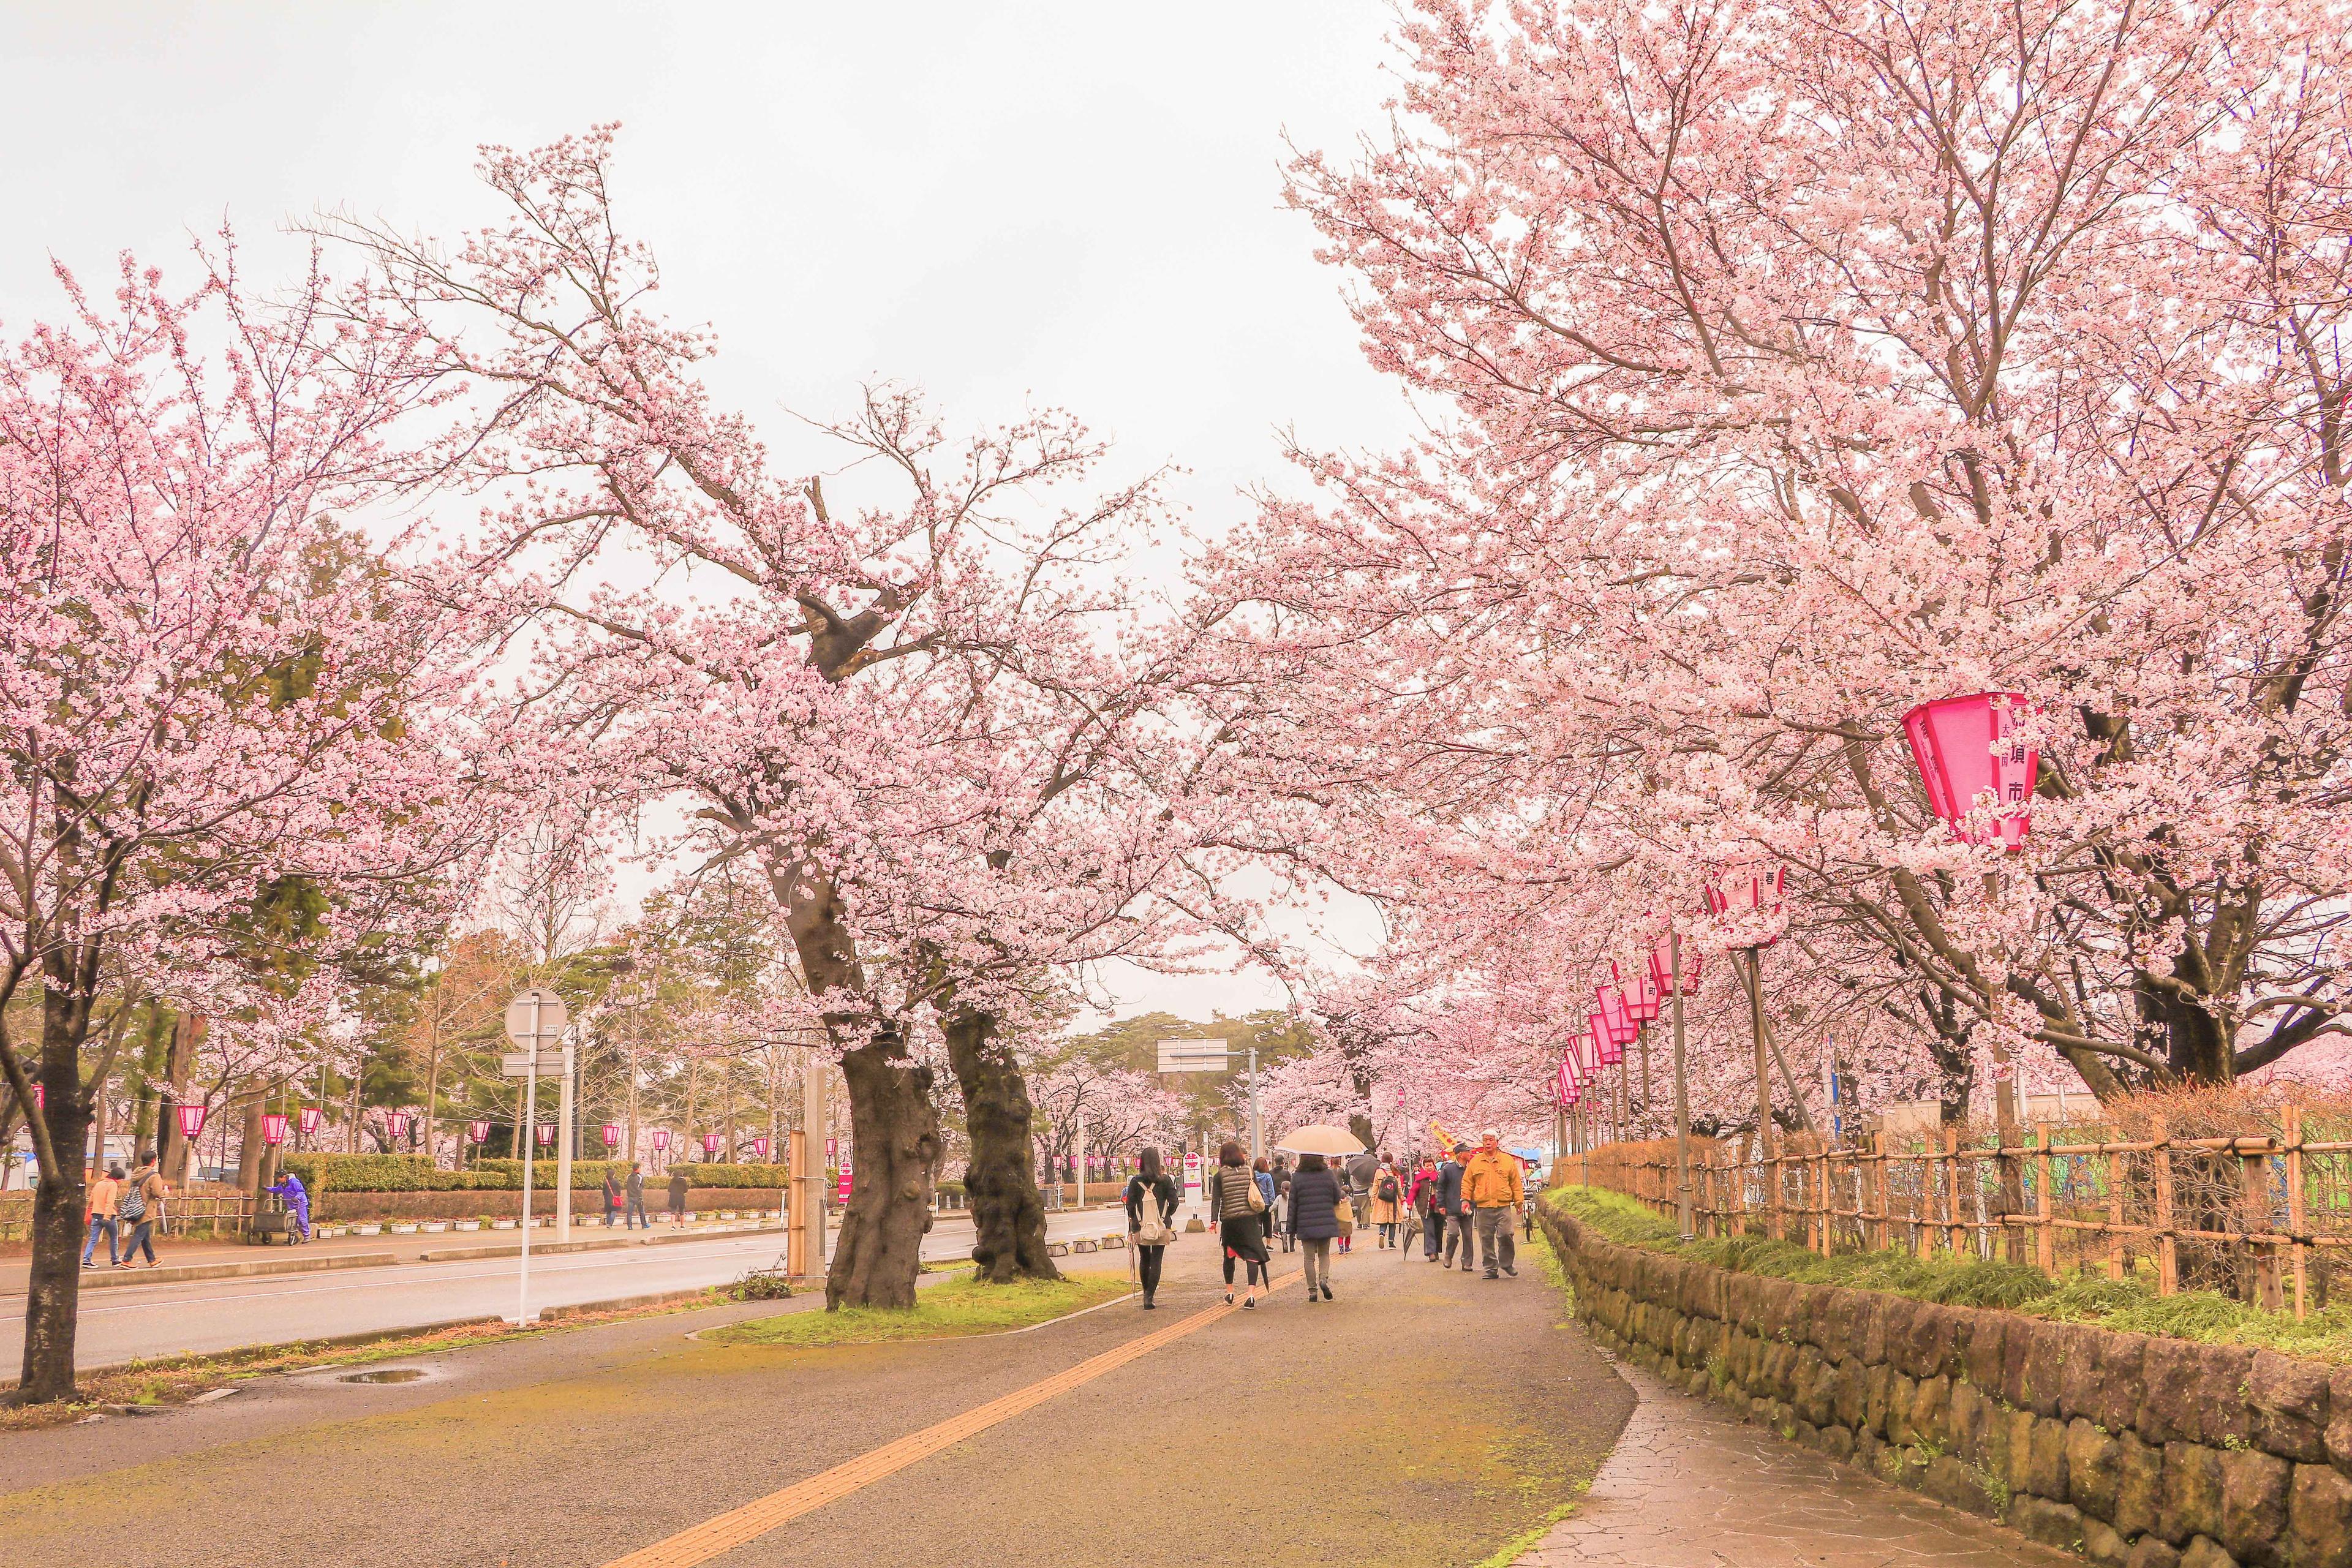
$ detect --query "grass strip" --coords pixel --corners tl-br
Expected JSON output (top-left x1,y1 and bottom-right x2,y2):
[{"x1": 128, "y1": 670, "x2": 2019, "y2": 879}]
[
  {"x1": 0, "y1": 1287, "x2": 729, "y2": 1432},
  {"x1": 709, "y1": 1269, "x2": 1133, "y2": 1347},
  {"x1": 1547, "y1": 1185, "x2": 2352, "y2": 1362}
]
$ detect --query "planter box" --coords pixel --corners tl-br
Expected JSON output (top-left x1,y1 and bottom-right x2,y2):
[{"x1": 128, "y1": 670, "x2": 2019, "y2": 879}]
[
  {"x1": 389, "y1": 1223, "x2": 419, "y2": 1235},
  {"x1": 421, "y1": 1221, "x2": 449, "y2": 1233},
  {"x1": 356, "y1": 1223, "x2": 383, "y2": 1236},
  {"x1": 719, "y1": 1210, "x2": 737, "y2": 1219},
  {"x1": 453, "y1": 1219, "x2": 480, "y2": 1231},
  {"x1": 492, "y1": 1219, "x2": 516, "y2": 1230}
]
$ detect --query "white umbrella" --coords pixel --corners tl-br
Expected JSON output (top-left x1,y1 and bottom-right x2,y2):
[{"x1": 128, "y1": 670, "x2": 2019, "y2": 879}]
[{"x1": 1274, "y1": 1124, "x2": 1366, "y2": 1157}]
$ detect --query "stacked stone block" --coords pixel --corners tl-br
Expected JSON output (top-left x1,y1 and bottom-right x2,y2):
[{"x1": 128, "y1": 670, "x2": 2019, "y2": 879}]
[{"x1": 1540, "y1": 1207, "x2": 2352, "y2": 1568}]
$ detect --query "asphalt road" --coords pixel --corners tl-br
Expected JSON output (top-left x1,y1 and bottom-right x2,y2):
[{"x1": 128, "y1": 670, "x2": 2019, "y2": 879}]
[
  {"x1": 0, "y1": 1227, "x2": 1634, "y2": 1568},
  {"x1": 0, "y1": 1209, "x2": 1120, "y2": 1378}
]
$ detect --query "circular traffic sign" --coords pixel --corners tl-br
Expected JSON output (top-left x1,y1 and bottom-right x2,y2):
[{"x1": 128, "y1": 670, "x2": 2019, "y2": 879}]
[{"x1": 503, "y1": 988, "x2": 569, "y2": 1048}]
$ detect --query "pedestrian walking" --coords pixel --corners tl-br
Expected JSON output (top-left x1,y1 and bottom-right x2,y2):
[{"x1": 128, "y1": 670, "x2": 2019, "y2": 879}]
[
  {"x1": 1285, "y1": 1152, "x2": 1344, "y2": 1302},
  {"x1": 625, "y1": 1163, "x2": 649, "y2": 1229},
  {"x1": 1409, "y1": 1154, "x2": 1443, "y2": 1261},
  {"x1": 1368, "y1": 1152, "x2": 1404, "y2": 1248},
  {"x1": 1438, "y1": 1146, "x2": 1474, "y2": 1271},
  {"x1": 1464, "y1": 1131, "x2": 1524, "y2": 1279},
  {"x1": 1207, "y1": 1141, "x2": 1270, "y2": 1307},
  {"x1": 601, "y1": 1167, "x2": 623, "y2": 1227},
  {"x1": 1253, "y1": 1156, "x2": 1278, "y2": 1249},
  {"x1": 1124, "y1": 1146, "x2": 1178, "y2": 1310},
  {"x1": 1343, "y1": 1146, "x2": 1378, "y2": 1242},
  {"x1": 82, "y1": 1164, "x2": 123, "y2": 1267},
  {"x1": 116, "y1": 1152, "x2": 166, "y2": 1268},
  {"x1": 1271, "y1": 1155, "x2": 1295, "y2": 1253},
  {"x1": 666, "y1": 1167, "x2": 689, "y2": 1223},
  {"x1": 265, "y1": 1169, "x2": 312, "y2": 1242}
]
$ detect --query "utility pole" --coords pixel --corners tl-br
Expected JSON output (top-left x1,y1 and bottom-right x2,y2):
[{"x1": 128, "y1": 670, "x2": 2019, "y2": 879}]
[{"x1": 1671, "y1": 933, "x2": 1694, "y2": 1238}]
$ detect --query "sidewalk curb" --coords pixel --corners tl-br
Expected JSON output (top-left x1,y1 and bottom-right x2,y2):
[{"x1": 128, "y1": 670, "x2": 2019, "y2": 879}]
[
  {"x1": 417, "y1": 1221, "x2": 780, "y2": 1263},
  {"x1": 2, "y1": 1251, "x2": 401, "y2": 1298}
]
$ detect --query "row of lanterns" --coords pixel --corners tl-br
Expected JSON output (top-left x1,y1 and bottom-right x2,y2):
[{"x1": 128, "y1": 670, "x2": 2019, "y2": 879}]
[{"x1": 1554, "y1": 691, "x2": 2040, "y2": 1138}]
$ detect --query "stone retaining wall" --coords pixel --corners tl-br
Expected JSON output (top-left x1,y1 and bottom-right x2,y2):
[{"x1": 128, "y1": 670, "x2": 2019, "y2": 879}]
[{"x1": 1541, "y1": 1202, "x2": 2352, "y2": 1568}]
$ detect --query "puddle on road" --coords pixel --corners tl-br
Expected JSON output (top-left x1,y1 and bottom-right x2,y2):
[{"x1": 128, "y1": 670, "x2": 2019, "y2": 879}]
[{"x1": 338, "y1": 1367, "x2": 431, "y2": 1385}]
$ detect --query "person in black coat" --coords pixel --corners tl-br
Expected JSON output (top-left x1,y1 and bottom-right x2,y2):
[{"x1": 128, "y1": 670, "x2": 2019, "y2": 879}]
[
  {"x1": 1123, "y1": 1146, "x2": 1179, "y2": 1309},
  {"x1": 1437, "y1": 1150, "x2": 1474, "y2": 1272},
  {"x1": 1285, "y1": 1152, "x2": 1346, "y2": 1302}
]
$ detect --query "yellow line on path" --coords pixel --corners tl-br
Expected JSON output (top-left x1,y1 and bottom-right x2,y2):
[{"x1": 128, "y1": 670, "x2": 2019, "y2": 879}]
[{"x1": 602, "y1": 1270, "x2": 1300, "y2": 1568}]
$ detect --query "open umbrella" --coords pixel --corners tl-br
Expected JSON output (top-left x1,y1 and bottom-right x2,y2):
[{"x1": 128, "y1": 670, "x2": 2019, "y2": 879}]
[{"x1": 1275, "y1": 1124, "x2": 1367, "y2": 1157}]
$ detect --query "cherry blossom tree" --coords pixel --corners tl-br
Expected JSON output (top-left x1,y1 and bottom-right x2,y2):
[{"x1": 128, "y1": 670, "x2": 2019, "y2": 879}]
[
  {"x1": 0, "y1": 253, "x2": 491, "y2": 1403},
  {"x1": 1197, "y1": 0, "x2": 2352, "y2": 1130}
]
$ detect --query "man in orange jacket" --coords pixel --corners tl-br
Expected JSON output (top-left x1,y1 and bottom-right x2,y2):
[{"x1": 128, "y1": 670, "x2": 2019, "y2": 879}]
[{"x1": 1462, "y1": 1131, "x2": 1525, "y2": 1279}]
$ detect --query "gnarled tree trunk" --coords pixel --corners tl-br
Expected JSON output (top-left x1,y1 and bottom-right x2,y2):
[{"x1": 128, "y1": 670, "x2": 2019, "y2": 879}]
[
  {"x1": 943, "y1": 1006, "x2": 1057, "y2": 1284},
  {"x1": 826, "y1": 1026, "x2": 941, "y2": 1310},
  {"x1": 13, "y1": 982, "x2": 98, "y2": 1405}
]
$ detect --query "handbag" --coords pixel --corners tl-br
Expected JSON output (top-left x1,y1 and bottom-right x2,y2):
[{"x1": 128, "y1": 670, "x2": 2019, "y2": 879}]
[
  {"x1": 1245, "y1": 1176, "x2": 1267, "y2": 1216},
  {"x1": 1134, "y1": 1210, "x2": 1175, "y2": 1247}
]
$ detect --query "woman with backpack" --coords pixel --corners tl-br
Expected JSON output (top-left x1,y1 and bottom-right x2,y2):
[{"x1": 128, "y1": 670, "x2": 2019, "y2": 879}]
[
  {"x1": 1207, "y1": 1140, "x2": 1270, "y2": 1308},
  {"x1": 1123, "y1": 1146, "x2": 1178, "y2": 1310},
  {"x1": 1368, "y1": 1152, "x2": 1405, "y2": 1248},
  {"x1": 116, "y1": 1152, "x2": 167, "y2": 1268}
]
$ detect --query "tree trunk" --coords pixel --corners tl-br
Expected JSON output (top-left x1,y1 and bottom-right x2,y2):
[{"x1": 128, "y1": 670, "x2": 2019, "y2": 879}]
[
  {"x1": 1348, "y1": 1112, "x2": 1376, "y2": 1154},
  {"x1": 824, "y1": 1026, "x2": 941, "y2": 1310},
  {"x1": 13, "y1": 988, "x2": 97, "y2": 1405},
  {"x1": 155, "y1": 1014, "x2": 203, "y2": 1185},
  {"x1": 236, "y1": 1081, "x2": 268, "y2": 1193},
  {"x1": 943, "y1": 1007, "x2": 1057, "y2": 1284}
]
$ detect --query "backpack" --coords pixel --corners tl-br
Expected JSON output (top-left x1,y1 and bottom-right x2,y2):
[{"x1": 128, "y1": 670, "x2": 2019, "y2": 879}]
[
  {"x1": 1376, "y1": 1173, "x2": 1399, "y2": 1202},
  {"x1": 119, "y1": 1178, "x2": 146, "y2": 1222}
]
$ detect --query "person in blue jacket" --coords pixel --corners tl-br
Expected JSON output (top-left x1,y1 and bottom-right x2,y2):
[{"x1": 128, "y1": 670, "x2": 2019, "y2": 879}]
[{"x1": 265, "y1": 1170, "x2": 312, "y2": 1242}]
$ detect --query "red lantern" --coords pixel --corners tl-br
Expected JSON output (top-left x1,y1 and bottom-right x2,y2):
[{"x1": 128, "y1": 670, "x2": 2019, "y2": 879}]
[
  {"x1": 601, "y1": 1122, "x2": 620, "y2": 1148},
  {"x1": 1596, "y1": 986, "x2": 1639, "y2": 1053},
  {"x1": 752, "y1": 1136, "x2": 771, "y2": 1160},
  {"x1": 701, "y1": 1132, "x2": 723, "y2": 1156},
  {"x1": 298, "y1": 1107, "x2": 323, "y2": 1137},
  {"x1": 262, "y1": 1112, "x2": 290, "y2": 1146},
  {"x1": 1703, "y1": 864, "x2": 1787, "y2": 948},
  {"x1": 533, "y1": 1123, "x2": 556, "y2": 1148},
  {"x1": 650, "y1": 1128, "x2": 671, "y2": 1151},
  {"x1": 1647, "y1": 931, "x2": 1702, "y2": 998},
  {"x1": 468, "y1": 1120, "x2": 490, "y2": 1144},
  {"x1": 386, "y1": 1110, "x2": 411, "y2": 1140},
  {"x1": 1902, "y1": 691, "x2": 2039, "y2": 850},
  {"x1": 1556, "y1": 1057, "x2": 1575, "y2": 1104},
  {"x1": 176, "y1": 1103, "x2": 206, "y2": 1139}
]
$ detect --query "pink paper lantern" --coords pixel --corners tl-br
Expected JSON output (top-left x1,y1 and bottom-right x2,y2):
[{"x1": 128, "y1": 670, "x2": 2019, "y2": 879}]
[
  {"x1": 468, "y1": 1120, "x2": 491, "y2": 1144},
  {"x1": 262, "y1": 1112, "x2": 290, "y2": 1146},
  {"x1": 752, "y1": 1136, "x2": 771, "y2": 1160},
  {"x1": 1596, "y1": 982, "x2": 1640, "y2": 1047},
  {"x1": 29, "y1": 1085, "x2": 42, "y2": 1110},
  {"x1": 1588, "y1": 1011, "x2": 1621, "y2": 1067},
  {"x1": 1647, "y1": 932, "x2": 1702, "y2": 998},
  {"x1": 1703, "y1": 864, "x2": 1787, "y2": 948},
  {"x1": 298, "y1": 1107, "x2": 323, "y2": 1137},
  {"x1": 386, "y1": 1110, "x2": 412, "y2": 1139},
  {"x1": 176, "y1": 1103, "x2": 207, "y2": 1139},
  {"x1": 1902, "y1": 690, "x2": 2039, "y2": 850},
  {"x1": 601, "y1": 1122, "x2": 620, "y2": 1147},
  {"x1": 650, "y1": 1129, "x2": 671, "y2": 1151},
  {"x1": 1614, "y1": 959, "x2": 1660, "y2": 1024},
  {"x1": 1573, "y1": 1029, "x2": 1601, "y2": 1075},
  {"x1": 533, "y1": 1122, "x2": 556, "y2": 1147},
  {"x1": 701, "y1": 1133, "x2": 723, "y2": 1155}
]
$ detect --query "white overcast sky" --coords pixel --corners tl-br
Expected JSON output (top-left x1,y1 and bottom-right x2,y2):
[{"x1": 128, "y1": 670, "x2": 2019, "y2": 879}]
[{"x1": 0, "y1": 2, "x2": 1413, "y2": 1022}]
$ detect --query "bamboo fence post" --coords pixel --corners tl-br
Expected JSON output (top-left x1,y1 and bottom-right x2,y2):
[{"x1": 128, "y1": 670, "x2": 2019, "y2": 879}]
[
  {"x1": 1943, "y1": 1126, "x2": 1963, "y2": 1258},
  {"x1": 2247, "y1": 1140, "x2": 2283, "y2": 1314},
  {"x1": 2288, "y1": 1105, "x2": 2308, "y2": 1321},
  {"x1": 2035, "y1": 1125, "x2": 2054, "y2": 1273},
  {"x1": 1766, "y1": 1128, "x2": 1785, "y2": 1242},
  {"x1": 2154, "y1": 1118, "x2": 2178, "y2": 1297},
  {"x1": 2106, "y1": 1146, "x2": 2125, "y2": 1283}
]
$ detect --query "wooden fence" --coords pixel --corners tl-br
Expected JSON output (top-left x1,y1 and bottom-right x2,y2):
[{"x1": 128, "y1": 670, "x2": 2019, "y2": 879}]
[
  {"x1": 1572, "y1": 1104, "x2": 2352, "y2": 1319},
  {"x1": 0, "y1": 1188, "x2": 252, "y2": 1245}
]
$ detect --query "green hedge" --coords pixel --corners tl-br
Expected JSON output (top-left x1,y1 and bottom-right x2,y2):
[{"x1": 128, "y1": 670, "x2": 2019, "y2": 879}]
[
  {"x1": 662, "y1": 1163, "x2": 793, "y2": 1189},
  {"x1": 281, "y1": 1153, "x2": 795, "y2": 1194}
]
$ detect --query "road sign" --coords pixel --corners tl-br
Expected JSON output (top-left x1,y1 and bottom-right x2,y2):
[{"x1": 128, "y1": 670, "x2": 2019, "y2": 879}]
[
  {"x1": 1156, "y1": 1038, "x2": 1229, "y2": 1073},
  {"x1": 501, "y1": 1052, "x2": 553, "y2": 1079},
  {"x1": 503, "y1": 988, "x2": 568, "y2": 1049}
]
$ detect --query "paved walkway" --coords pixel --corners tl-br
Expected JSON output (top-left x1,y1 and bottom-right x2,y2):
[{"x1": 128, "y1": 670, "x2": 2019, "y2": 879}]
[
  {"x1": 0, "y1": 1232, "x2": 1629, "y2": 1568},
  {"x1": 1517, "y1": 1355, "x2": 2073, "y2": 1567}
]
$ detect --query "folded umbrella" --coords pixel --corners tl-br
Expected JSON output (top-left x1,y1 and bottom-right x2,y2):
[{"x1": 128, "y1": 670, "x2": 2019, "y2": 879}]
[{"x1": 1275, "y1": 1123, "x2": 1368, "y2": 1157}]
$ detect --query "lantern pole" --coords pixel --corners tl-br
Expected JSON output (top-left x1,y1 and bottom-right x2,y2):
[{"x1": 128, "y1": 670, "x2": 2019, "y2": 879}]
[
  {"x1": 1749, "y1": 946, "x2": 1771, "y2": 1147},
  {"x1": 1672, "y1": 932, "x2": 1694, "y2": 1239}
]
